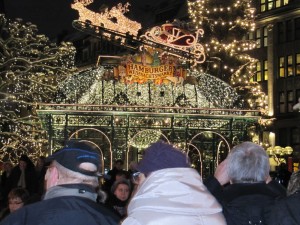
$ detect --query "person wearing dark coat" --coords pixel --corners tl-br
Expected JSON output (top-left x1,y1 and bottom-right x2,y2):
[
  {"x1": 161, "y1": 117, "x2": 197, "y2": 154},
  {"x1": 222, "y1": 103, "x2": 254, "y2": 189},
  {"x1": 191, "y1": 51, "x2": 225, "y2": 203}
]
[
  {"x1": 264, "y1": 170, "x2": 300, "y2": 225},
  {"x1": 7, "y1": 155, "x2": 38, "y2": 196},
  {"x1": 102, "y1": 159, "x2": 125, "y2": 193},
  {"x1": 0, "y1": 162, "x2": 13, "y2": 190},
  {"x1": 0, "y1": 162, "x2": 13, "y2": 210},
  {"x1": 204, "y1": 142, "x2": 286, "y2": 225},
  {"x1": 0, "y1": 140, "x2": 119, "y2": 225},
  {"x1": 35, "y1": 156, "x2": 47, "y2": 196},
  {"x1": 105, "y1": 179, "x2": 131, "y2": 220}
]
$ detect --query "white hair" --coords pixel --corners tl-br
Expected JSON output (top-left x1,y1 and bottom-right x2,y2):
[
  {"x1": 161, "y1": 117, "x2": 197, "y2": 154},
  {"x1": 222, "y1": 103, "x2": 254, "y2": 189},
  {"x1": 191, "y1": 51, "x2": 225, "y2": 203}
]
[{"x1": 228, "y1": 142, "x2": 270, "y2": 183}]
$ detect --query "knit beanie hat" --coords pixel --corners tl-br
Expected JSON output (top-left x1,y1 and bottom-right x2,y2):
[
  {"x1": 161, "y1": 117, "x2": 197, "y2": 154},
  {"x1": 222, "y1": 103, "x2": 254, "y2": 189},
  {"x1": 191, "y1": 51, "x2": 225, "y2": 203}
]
[{"x1": 137, "y1": 141, "x2": 190, "y2": 175}]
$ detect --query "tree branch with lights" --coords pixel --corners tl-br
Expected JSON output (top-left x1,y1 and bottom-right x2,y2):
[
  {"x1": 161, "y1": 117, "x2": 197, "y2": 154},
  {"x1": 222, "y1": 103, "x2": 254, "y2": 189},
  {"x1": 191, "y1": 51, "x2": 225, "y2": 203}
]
[
  {"x1": 188, "y1": 0, "x2": 267, "y2": 112},
  {"x1": 0, "y1": 14, "x2": 77, "y2": 163}
]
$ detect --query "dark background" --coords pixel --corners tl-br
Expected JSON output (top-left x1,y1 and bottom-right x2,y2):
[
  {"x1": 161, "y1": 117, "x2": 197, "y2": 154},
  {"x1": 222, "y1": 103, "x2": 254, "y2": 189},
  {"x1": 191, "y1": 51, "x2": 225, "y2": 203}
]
[{"x1": 0, "y1": 0, "x2": 184, "y2": 40}]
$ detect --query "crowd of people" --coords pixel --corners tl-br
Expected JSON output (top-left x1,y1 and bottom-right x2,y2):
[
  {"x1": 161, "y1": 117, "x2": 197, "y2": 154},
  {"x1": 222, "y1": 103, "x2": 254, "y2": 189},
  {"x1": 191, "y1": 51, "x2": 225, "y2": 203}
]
[{"x1": 0, "y1": 140, "x2": 298, "y2": 225}]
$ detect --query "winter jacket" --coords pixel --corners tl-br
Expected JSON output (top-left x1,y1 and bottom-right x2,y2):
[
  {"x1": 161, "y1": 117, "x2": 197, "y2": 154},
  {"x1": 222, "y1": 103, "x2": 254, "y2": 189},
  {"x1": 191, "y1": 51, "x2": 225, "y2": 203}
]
[
  {"x1": 122, "y1": 168, "x2": 227, "y2": 225},
  {"x1": 204, "y1": 177, "x2": 286, "y2": 225},
  {"x1": 8, "y1": 165, "x2": 38, "y2": 195},
  {"x1": 264, "y1": 191, "x2": 300, "y2": 225},
  {"x1": 105, "y1": 194, "x2": 128, "y2": 219},
  {"x1": 0, "y1": 184, "x2": 119, "y2": 225}
]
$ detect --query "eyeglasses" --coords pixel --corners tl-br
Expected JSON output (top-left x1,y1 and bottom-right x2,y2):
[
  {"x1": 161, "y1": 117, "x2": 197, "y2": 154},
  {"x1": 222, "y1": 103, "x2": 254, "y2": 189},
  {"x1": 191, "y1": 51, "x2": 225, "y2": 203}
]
[
  {"x1": 9, "y1": 201, "x2": 23, "y2": 205},
  {"x1": 132, "y1": 172, "x2": 141, "y2": 183}
]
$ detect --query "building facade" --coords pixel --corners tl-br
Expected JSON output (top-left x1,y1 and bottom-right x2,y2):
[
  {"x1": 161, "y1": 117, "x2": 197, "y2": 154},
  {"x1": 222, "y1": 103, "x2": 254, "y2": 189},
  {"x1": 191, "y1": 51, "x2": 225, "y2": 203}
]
[{"x1": 250, "y1": 0, "x2": 300, "y2": 161}]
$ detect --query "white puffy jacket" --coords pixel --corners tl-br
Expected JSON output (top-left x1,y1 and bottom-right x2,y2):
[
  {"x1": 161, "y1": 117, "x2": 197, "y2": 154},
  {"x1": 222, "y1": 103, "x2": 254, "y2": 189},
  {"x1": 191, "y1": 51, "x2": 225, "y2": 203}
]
[{"x1": 122, "y1": 168, "x2": 227, "y2": 225}]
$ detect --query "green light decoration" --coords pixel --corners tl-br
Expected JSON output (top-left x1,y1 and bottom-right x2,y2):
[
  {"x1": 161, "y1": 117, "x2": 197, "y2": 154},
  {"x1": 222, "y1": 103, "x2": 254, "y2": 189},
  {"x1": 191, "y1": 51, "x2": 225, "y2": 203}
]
[{"x1": 129, "y1": 130, "x2": 163, "y2": 149}]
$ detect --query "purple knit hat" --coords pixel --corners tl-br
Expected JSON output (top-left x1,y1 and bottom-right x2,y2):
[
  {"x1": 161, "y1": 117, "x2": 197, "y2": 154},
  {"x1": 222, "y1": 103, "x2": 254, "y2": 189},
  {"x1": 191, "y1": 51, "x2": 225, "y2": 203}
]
[{"x1": 137, "y1": 141, "x2": 190, "y2": 175}]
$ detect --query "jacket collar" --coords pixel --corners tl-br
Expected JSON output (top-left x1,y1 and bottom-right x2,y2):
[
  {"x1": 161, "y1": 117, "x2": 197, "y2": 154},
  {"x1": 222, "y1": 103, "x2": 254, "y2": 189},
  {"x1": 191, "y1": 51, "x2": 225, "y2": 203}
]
[
  {"x1": 223, "y1": 182, "x2": 279, "y2": 202},
  {"x1": 44, "y1": 183, "x2": 97, "y2": 202}
]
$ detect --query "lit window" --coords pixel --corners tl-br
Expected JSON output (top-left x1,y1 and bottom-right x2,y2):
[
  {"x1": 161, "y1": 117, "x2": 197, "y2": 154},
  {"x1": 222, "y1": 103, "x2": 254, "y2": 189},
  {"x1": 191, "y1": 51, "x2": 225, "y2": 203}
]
[
  {"x1": 256, "y1": 28, "x2": 261, "y2": 48},
  {"x1": 263, "y1": 26, "x2": 268, "y2": 47},
  {"x1": 263, "y1": 60, "x2": 268, "y2": 80},
  {"x1": 296, "y1": 54, "x2": 300, "y2": 76},
  {"x1": 249, "y1": 31, "x2": 254, "y2": 40},
  {"x1": 287, "y1": 55, "x2": 293, "y2": 76},
  {"x1": 260, "y1": 0, "x2": 266, "y2": 12},
  {"x1": 279, "y1": 57, "x2": 285, "y2": 78},
  {"x1": 256, "y1": 62, "x2": 262, "y2": 81},
  {"x1": 267, "y1": 0, "x2": 274, "y2": 10},
  {"x1": 283, "y1": 0, "x2": 289, "y2": 6},
  {"x1": 275, "y1": 0, "x2": 281, "y2": 7}
]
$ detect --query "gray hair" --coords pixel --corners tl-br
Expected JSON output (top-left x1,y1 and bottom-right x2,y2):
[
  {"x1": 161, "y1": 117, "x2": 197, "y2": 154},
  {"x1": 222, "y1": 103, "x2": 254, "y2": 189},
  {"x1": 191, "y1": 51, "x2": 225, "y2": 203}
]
[
  {"x1": 287, "y1": 170, "x2": 300, "y2": 196},
  {"x1": 227, "y1": 142, "x2": 270, "y2": 183},
  {"x1": 53, "y1": 161, "x2": 99, "y2": 188}
]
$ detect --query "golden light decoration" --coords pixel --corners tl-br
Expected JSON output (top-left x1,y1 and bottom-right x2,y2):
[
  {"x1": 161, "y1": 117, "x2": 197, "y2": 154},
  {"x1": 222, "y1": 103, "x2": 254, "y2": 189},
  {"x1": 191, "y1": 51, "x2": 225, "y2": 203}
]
[
  {"x1": 266, "y1": 146, "x2": 293, "y2": 158},
  {"x1": 129, "y1": 130, "x2": 163, "y2": 149},
  {"x1": 187, "y1": 0, "x2": 267, "y2": 114},
  {"x1": 0, "y1": 14, "x2": 76, "y2": 163},
  {"x1": 258, "y1": 117, "x2": 275, "y2": 126},
  {"x1": 71, "y1": 0, "x2": 142, "y2": 38}
]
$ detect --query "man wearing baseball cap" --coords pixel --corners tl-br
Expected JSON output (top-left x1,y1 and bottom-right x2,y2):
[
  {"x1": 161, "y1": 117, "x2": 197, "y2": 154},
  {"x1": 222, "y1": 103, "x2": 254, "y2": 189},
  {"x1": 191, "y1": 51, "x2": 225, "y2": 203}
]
[{"x1": 1, "y1": 140, "x2": 119, "y2": 225}]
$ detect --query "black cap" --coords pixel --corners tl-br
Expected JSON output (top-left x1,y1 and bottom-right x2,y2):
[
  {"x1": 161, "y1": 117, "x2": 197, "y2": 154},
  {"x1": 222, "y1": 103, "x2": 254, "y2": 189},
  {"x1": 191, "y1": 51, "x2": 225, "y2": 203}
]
[{"x1": 47, "y1": 140, "x2": 101, "y2": 177}]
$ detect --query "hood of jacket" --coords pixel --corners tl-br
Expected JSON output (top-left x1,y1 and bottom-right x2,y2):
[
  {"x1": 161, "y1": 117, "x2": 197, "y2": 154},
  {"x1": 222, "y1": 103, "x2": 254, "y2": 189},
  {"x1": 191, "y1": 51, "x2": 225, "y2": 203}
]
[{"x1": 123, "y1": 168, "x2": 226, "y2": 225}]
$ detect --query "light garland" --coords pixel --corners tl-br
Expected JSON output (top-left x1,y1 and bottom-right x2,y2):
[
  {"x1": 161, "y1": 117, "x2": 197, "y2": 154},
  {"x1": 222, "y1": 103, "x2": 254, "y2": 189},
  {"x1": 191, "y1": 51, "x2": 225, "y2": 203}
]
[
  {"x1": 72, "y1": 1, "x2": 142, "y2": 38},
  {"x1": 129, "y1": 130, "x2": 162, "y2": 149},
  {"x1": 0, "y1": 15, "x2": 76, "y2": 163},
  {"x1": 187, "y1": 0, "x2": 267, "y2": 114},
  {"x1": 55, "y1": 66, "x2": 242, "y2": 111}
]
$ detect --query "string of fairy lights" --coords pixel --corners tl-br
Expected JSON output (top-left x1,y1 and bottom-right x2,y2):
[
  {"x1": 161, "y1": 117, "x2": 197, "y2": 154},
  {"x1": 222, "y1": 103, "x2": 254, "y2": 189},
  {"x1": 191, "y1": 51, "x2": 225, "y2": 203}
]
[
  {"x1": 0, "y1": 15, "x2": 76, "y2": 163},
  {"x1": 0, "y1": 0, "x2": 270, "y2": 163},
  {"x1": 187, "y1": 0, "x2": 267, "y2": 113},
  {"x1": 55, "y1": 66, "x2": 242, "y2": 110}
]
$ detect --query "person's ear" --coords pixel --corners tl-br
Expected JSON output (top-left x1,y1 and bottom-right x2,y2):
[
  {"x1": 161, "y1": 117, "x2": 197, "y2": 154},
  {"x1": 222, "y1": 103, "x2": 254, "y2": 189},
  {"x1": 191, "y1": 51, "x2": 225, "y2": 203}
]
[
  {"x1": 138, "y1": 173, "x2": 146, "y2": 186},
  {"x1": 45, "y1": 166, "x2": 59, "y2": 190}
]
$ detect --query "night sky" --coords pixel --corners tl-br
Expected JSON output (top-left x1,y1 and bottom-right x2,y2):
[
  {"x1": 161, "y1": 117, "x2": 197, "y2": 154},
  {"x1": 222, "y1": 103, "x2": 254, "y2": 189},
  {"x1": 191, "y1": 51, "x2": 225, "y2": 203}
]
[{"x1": 1, "y1": 0, "x2": 175, "y2": 40}]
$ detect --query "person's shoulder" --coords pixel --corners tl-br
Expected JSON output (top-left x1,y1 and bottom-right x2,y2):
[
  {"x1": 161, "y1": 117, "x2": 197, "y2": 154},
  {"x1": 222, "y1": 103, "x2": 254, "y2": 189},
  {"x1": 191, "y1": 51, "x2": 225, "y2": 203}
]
[
  {"x1": 265, "y1": 192, "x2": 300, "y2": 225},
  {"x1": 96, "y1": 202, "x2": 120, "y2": 220},
  {"x1": 0, "y1": 203, "x2": 32, "y2": 225},
  {"x1": 1, "y1": 198, "x2": 119, "y2": 225},
  {"x1": 122, "y1": 217, "x2": 142, "y2": 225},
  {"x1": 58, "y1": 196, "x2": 120, "y2": 220},
  {"x1": 267, "y1": 180, "x2": 287, "y2": 197},
  {"x1": 280, "y1": 191, "x2": 300, "y2": 204}
]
